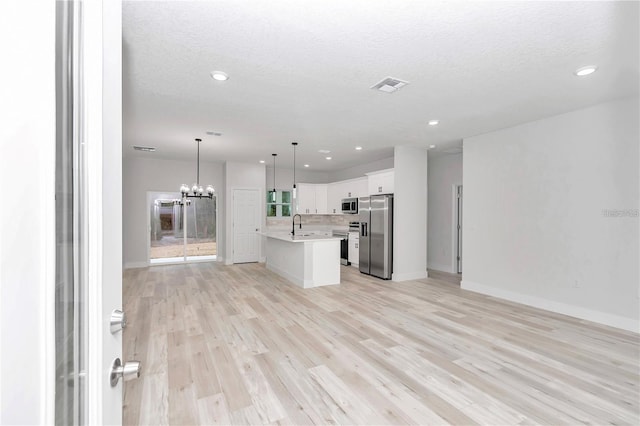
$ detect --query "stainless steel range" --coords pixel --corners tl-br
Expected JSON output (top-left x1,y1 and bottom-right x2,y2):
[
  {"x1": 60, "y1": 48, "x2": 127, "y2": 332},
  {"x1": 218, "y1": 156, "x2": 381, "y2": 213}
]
[{"x1": 331, "y1": 229, "x2": 350, "y2": 265}]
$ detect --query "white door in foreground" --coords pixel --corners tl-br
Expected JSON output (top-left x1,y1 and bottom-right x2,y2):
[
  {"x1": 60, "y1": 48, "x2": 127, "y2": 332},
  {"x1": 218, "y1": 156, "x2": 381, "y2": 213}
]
[
  {"x1": 233, "y1": 189, "x2": 261, "y2": 263},
  {"x1": 79, "y1": 1, "x2": 129, "y2": 424}
]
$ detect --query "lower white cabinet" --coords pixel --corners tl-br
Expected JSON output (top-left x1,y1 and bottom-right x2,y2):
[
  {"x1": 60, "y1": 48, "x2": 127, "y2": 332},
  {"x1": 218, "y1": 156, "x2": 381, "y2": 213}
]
[{"x1": 348, "y1": 232, "x2": 359, "y2": 265}]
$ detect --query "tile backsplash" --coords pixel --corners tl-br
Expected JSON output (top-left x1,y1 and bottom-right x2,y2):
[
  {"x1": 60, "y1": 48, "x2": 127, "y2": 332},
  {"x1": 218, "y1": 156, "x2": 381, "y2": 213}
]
[{"x1": 267, "y1": 214, "x2": 352, "y2": 228}]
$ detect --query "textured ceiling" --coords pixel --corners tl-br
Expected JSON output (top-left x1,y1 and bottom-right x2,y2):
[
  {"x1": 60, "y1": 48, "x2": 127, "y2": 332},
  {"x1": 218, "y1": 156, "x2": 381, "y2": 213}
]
[{"x1": 123, "y1": 0, "x2": 639, "y2": 171}]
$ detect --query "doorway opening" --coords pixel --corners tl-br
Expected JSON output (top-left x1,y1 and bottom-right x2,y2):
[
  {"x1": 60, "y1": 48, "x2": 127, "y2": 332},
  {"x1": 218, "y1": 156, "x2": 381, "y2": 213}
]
[
  {"x1": 454, "y1": 184, "x2": 463, "y2": 274},
  {"x1": 148, "y1": 191, "x2": 217, "y2": 264}
]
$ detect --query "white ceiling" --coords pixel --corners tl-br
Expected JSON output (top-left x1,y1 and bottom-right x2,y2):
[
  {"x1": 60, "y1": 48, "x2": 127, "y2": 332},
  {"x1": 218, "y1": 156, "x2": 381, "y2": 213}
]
[{"x1": 123, "y1": 0, "x2": 639, "y2": 171}]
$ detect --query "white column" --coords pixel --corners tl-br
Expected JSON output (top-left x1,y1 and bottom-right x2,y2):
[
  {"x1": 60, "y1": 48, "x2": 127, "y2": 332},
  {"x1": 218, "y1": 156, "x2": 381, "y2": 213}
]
[{"x1": 393, "y1": 146, "x2": 428, "y2": 281}]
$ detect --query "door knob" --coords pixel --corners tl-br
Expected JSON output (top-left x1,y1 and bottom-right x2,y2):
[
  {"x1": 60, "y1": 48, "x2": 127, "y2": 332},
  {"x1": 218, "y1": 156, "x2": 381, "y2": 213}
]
[
  {"x1": 110, "y1": 309, "x2": 126, "y2": 334},
  {"x1": 110, "y1": 358, "x2": 141, "y2": 387}
]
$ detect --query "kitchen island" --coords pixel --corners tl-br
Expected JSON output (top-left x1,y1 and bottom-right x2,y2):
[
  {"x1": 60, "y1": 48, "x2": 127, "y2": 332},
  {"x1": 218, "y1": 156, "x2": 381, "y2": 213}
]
[{"x1": 262, "y1": 232, "x2": 342, "y2": 288}]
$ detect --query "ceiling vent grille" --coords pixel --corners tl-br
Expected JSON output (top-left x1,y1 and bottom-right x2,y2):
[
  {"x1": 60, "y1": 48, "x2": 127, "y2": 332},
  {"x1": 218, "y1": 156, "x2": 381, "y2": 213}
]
[
  {"x1": 133, "y1": 145, "x2": 156, "y2": 152},
  {"x1": 370, "y1": 76, "x2": 409, "y2": 93}
]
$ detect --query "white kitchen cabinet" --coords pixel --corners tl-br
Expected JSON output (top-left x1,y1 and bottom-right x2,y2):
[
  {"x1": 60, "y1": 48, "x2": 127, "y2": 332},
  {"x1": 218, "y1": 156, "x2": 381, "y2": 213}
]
[
  {"x1": 327, "y1": 181, "x2": 344, "y2": 214},
  {"x1": 296, "y1": 183, "x2": 328, "y2": 214},
  {"x1": 296, "y1": 183, "x2": 315, "y2": 214},
  {"x1": 348, "y1": 231, "x2": 359, "y2": 265},
  {"x1": 315, "y1": 185, "x2": 328, "y2": 214},
  {"x1": 327, "y1": 177, "x2": 368, "y2": 214},
  {"x1": 353, "y1": 177, "x2": 368, "y2": 198},
  {"x1": 367, "y1": 169, "x2": 394, "y2": 195},
  {"x1": 339, "y1": 177, "x2": 367, "y2": 199}
]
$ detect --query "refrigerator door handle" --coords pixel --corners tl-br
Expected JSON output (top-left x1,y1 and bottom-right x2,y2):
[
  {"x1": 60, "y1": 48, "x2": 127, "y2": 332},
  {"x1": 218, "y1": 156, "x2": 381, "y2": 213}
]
[{"x1": 361, "y1": 222, "x2": 367, "y2": 237}]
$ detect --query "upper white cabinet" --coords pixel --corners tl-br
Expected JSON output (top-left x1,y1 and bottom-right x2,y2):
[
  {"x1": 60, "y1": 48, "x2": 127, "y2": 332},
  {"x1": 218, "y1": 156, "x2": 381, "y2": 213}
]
[
  {"x1": 352, "y1": 177, "x2": 368, "y2": 199},
  {"x1": 297, "y1": 172, "x2": 392, "y2": 214},
  {"x1": 367, "y1": 169, "x2": 394, "y2": 195},
  {"x1": 315, "y1": 185, "x2": 328, "y2": 214},
  {"x1": 327, "y1": 181, "x2": 344, "y2": 214},
  {"x1": 327, "y1": 177, "x2": 368, "y2": 214},
  {"x1": 297, "y1": 183, "x2": 328, "y2": 214}
]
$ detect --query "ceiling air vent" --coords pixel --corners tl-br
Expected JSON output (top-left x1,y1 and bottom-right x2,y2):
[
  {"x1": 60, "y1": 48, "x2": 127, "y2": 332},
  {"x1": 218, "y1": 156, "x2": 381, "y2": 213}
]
[
  {"x1": 370, "y1": 76, "x2": 409, "y2": 93},
  {"x1": 133, "y1": 145, "x2": 156, "y2": 152}
]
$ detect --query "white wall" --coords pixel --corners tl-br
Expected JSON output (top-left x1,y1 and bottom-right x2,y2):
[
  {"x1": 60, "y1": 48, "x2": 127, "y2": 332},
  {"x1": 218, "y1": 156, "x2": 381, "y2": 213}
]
[
  {"x1": 266, "y1": 166, "x2": 329, "y2": 189},
  {"x1": 330, "y1": 156, "x2": 395, "y2": 182},
  {"x1": 266, "y1": 157, "x2": 395, "y2": 189},
  {"x1": 427, "y1": 152, "x2": 463, "y2": 273},
  {"x1": 393, "y1": 146, "x2": 428, "y2": 281},
  {"x1": 122, "y1": 156, "x2": 224, "y2": 268},
  {"x1": 224, "y1": 162, "x2": 267, "y2": 264},
  {"x1": 462, "y1": 97, "x2": 639, "y2": 332},
  {"x1": 0, "y1": 1, "x2": 56, "y2": 423}
]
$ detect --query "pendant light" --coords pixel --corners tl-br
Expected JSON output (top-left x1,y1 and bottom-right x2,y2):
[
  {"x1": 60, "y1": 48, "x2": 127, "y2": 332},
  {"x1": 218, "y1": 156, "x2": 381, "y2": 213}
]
[
  {"x1": 292, "y1": 142, "x2": 298, "y2": 199},
  {"x1": 179, "y1": 138, "x2": 214, "y2": 204},
  {"x1": 271, "y1": 153, "x2": 277, "y2": 202}
]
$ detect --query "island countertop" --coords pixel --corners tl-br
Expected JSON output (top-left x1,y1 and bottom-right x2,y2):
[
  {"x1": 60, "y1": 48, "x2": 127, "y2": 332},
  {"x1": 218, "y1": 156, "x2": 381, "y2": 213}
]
[
  {"x1": 261, "y1": 232, "x2": 341, "y2": 288},
  {"x1": 261, "y1": 232, "x2": 343, "y2": 243}
]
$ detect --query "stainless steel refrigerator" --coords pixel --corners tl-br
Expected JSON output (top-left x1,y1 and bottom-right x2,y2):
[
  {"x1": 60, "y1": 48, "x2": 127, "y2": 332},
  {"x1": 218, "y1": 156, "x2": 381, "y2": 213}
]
[{"x1": 359, "y1": 195, "x2": 393, "y2": 279}]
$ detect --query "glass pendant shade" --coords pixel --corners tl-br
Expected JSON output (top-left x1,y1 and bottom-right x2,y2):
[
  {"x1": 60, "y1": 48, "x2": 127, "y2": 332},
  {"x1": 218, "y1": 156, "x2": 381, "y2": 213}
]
[{"x1": 292, "y1": 142, "x2": 298, "y2": 199}]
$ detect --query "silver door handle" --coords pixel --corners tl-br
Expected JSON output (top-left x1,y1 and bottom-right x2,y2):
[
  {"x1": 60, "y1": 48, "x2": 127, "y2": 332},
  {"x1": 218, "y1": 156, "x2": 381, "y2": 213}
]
[
  {"x1": 110, "y1": 358, "x2": 141, "y2": 387},
  {"x1": 110, "y1": 309, "x2": 126, "y2": 334}
]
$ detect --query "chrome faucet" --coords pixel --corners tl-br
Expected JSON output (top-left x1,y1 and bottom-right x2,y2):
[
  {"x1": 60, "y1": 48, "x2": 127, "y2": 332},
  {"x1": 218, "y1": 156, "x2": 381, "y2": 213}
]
[{"x1": 292, "y1": 214, "x2": 302, "y2": 236}]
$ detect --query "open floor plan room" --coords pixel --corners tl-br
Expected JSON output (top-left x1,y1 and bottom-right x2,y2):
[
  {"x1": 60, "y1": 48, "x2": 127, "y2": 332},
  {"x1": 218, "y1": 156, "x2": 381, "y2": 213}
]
[{"x1": 123, "y1": 263, "x2": 639, "y2": 425}]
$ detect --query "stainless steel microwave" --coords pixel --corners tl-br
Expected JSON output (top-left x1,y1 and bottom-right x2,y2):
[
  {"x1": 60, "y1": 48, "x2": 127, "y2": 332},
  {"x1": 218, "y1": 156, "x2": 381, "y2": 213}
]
[{"x1": 341, "y1": 198, "x2": 358, "y2": 214}]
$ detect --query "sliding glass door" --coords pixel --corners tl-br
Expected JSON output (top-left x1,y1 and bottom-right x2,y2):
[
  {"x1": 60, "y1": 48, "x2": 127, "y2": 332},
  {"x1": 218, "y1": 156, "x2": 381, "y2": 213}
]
[
  {"x1": 185, "y1": 196, "x2": 217, "y2": 260},
  {"x1": 149, "y1": 192, "x2": 216, "y2": 263}
]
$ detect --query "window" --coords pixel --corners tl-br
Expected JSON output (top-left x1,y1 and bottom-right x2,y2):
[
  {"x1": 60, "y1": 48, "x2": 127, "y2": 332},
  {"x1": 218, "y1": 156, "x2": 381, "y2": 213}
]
[{"x1": 267, "y1": 190, "x2": 292, "y2": 217}]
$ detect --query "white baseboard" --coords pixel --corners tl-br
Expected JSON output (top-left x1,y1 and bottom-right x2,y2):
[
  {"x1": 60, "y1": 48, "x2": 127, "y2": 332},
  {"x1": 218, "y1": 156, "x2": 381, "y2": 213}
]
[
  {"x1": 124, "y1": 261, "x2": 148, "y2": 269},
  {"x1": 461, "y1": 280, "x2": 639, "y2": 333},
  {"x1": 266, "y1": 263, "x2": 301, "y2": 287},
  {"x1": 428, "y1": 262, "x2": 455, "y2": 274},
  {"x1": 392, "y1": 270, "x2": 428, "y2": 282}
]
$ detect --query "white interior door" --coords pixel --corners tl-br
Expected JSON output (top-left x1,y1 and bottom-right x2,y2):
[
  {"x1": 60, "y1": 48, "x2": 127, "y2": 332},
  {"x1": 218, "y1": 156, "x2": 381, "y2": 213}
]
[
  {"x1": 83, "y1": 1, "x2": 126, "y2": 424},
  {"x1": 233, "y1": 189, "x2": 261, "y2": 263}
]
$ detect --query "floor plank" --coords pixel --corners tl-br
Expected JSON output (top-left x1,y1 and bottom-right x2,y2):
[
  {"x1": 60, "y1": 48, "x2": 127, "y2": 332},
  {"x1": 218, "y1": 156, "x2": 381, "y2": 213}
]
[{"x1": 123, "y1": 262, "x2": 640, "y2": 425}]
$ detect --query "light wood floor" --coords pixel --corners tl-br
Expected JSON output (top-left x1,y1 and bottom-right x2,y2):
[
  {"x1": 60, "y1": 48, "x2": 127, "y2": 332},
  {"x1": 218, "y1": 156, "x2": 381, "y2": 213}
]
[
  {"x1": 123, "y1": 262, "x2": 639, "y2": 425},
  {"x1": 427, "y1": 269, "x2": 462, "y2": 285}
]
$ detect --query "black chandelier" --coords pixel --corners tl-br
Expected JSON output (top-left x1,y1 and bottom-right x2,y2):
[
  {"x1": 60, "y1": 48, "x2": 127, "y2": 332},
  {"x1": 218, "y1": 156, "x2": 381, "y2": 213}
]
[{"x1": 179, "y1": 138, "x2": 214, "y2": 204}]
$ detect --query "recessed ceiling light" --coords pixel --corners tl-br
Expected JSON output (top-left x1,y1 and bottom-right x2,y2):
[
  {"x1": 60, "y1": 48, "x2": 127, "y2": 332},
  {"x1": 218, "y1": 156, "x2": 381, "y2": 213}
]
[
  {"x1": 318, "y1": 149, "x2": 331, "y2": 154},
  {"x1": 325, "y1": 156, "x2": 332, "y2": 160},
  {"x1": 429, "y1": 144, "x2": 436, "y2": 149},
  {"x1": 133, "y1": 145, "x2": 156, "y2": 152},
  {"x1": 428, "y1": 120, "x2": 439, "y2": 126},
  {"x1": 206, "y1": 131, "x2": 222, "y2": 136},
  {"x1": 259, "y1": 160, "x2": 265, "y2": 164},
  {"x1": 304, "y1": 164, "x2": 310, "y2": 168},
  {"x1": 574, "y1": 65, "x2": 598, "y2": 76},
  {"x1": 355, "y1": 146, "x2": 363, "y2": 151},
  {"x1": 210, "y1": 71, "x2": 229, "y2": 81}
]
